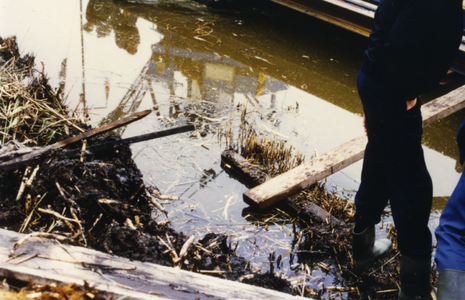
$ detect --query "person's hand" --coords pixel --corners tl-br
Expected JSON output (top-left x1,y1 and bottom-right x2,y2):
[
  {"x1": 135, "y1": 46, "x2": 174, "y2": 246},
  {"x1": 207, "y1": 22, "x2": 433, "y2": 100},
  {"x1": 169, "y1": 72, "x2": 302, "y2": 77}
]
[
  {"x1": 363, "y1": 113, "x2": 367, "y2": 135},
  {"x1": 406, "y1": 99, "x2": 417, "y2": 110}
]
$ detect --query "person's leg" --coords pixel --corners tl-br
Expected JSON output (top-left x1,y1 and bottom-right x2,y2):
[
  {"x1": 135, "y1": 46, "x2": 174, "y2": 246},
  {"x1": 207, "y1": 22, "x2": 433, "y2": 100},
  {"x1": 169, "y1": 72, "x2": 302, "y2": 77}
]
[
  {"x1": 436, "y1": 168, "x2": 465, "y2": 272},
  {"x1": 384, "y1": 101, "x2": 434, "y2": 299},
  {"x1": 354, "y1": 68, "x2": 391, "y2": 232},
  {"x1": 353, "y1": 133, "x2": 390, "y2": 232},
  {"x1": 352, "y1": 68, "x2": 393, "y2": 267},
  {"x1": 435, "y1": 165, "x2": 465, "y2": 299},
  {"x1": 387, "y1": 101, "x2": 433, "y2": 258}
]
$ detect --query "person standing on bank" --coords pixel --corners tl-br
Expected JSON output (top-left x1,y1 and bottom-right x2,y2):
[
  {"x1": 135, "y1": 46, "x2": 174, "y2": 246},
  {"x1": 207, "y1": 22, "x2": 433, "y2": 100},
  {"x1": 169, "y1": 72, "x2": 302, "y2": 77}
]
[{"x1": 351, "y1": 0, "x2": 463, "y2": 299}]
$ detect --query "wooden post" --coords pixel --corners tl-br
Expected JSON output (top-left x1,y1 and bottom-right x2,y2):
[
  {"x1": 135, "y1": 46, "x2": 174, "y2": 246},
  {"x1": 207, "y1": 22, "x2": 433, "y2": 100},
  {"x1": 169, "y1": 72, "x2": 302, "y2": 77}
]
[{"x1": 244, "y1": 84, "x2": 465, "y2": 210}]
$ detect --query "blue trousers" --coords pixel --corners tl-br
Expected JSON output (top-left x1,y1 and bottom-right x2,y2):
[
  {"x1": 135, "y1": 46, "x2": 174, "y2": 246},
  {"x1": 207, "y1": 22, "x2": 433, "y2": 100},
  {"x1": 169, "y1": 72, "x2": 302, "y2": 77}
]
[
  {"x1": 435, "y1": 118, "x2": 465, "y2": 271},
  {"x1": 354, "y1": 65, "x2": 433, "y2": 259}
]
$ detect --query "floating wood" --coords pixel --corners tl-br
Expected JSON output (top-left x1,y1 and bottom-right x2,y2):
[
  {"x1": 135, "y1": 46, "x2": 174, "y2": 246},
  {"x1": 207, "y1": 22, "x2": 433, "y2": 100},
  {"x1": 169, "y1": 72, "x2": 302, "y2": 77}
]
[
  {"x1": 0, "y1": 229, "x2": 306, "y2": 300},
  {"x1": 0, "y1": 109, "x2": 152, "y2": 172},
  {"x1": 222, "y1": 149, "x2": 347, "y2": 227},
  {"x1": 221, "y1": 149, "x2": 270, "y2": 186},
  {"x1": 65, "y1": 125, "x2": 195, "y2": 157},
  {"x1": 244, "y1": 84, "x2": 465, "y2": 210}
]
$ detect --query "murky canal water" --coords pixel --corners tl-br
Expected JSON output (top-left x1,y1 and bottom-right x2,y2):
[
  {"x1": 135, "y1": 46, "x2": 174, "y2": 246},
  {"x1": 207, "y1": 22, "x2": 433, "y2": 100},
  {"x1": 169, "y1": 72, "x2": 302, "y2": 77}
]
[{"x1": 2, "y1": 0, "x2": 465, "y2": 297}]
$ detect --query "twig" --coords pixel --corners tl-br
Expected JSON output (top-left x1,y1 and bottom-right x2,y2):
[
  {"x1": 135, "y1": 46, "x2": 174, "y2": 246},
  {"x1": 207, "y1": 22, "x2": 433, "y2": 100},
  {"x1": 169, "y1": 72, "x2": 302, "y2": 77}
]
[
  {"x1": 368, "y1": 252, "x2": 400, "y2": 276},
  {"x1": 146, "y1": 190, "x2": 167, "y2": 214},
  {"x1": 37, "y1": 208, "x2": 81, "y2": 225},
  {"x1": 29, "y1": 98, "x2": 85, "y2": 133},
  {"x1": 12, "y1": 232, "x2": 69, "y2": 252},
  {"x1": 80, "y1": 139, "x2": 87, "y2": 162},
  {"x1": 13, "y1": 253, "x2": 38, "y2": 265},
  {"x1": 96, "y1": 269, "x2": 134, "y2": 290},
  {"x1": 223, "y1": 195, "x2": 234, "y2": 220},
  {"x1": 157, "y1": 235, "x2": 179, "y2": 263},
  {"x1": 176, "y1": 235, "x2": 195, "y2": 263},
  {"x1": 19, "y1": 193, "x2": 47, "y2": 233},
  {"x1": 15, "y1": 166, "x2": 31, "y2": 201}
]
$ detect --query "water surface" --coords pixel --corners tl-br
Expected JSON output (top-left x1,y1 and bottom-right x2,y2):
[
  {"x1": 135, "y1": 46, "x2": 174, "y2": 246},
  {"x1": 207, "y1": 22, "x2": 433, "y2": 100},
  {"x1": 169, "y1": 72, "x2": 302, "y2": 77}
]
[{"x1": 1, "y1": 0, "x2": 464, "y2": 297}]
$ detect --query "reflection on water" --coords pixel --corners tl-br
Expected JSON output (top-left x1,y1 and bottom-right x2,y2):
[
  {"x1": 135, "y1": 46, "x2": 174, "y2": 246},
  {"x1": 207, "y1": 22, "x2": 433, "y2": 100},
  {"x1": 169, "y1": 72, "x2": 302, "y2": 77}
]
[
  {"x1": 85, "y1": 0, "x2": 140, "y2": 54},
  {"x1": 1, "y1": 0, "x2": 465, "y2": 296}
]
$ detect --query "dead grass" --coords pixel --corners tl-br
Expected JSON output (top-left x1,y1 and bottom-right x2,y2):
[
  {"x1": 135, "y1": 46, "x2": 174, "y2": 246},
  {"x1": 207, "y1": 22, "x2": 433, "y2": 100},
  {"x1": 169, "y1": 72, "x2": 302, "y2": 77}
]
[
  {"x1": 0, "y1": 36, "x2": 85, "y2": 147},
  {"x1": 0, "y1": 280, "x2": 105, "y2": 300}
]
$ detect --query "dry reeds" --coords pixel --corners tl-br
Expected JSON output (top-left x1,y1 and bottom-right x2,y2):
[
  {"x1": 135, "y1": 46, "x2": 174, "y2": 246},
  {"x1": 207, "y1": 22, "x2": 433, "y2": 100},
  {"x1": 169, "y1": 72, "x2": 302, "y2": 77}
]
[
  {"x1": 219, "y1": 103, "x2": 355, "y2": 223},
  {"x1": 220, "y1": 104, "x2": 305, "y2": 177},
  {"x1": 0, "y1": 36, "x2": 83, "y2": 147}
]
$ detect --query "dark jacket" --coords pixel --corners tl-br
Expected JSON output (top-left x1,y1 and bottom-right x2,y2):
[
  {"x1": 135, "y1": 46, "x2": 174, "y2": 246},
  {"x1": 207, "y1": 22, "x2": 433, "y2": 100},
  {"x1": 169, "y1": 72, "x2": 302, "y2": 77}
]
[{"x1": 361, "y1": 0, "x2": 463, "y2": 101}]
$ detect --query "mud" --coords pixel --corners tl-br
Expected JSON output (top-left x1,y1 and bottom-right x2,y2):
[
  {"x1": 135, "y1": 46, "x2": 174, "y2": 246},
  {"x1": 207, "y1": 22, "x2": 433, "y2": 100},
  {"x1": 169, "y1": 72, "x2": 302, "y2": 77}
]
[
  {"x1": 0, "y1": 137, "x2": 293, "y2": 291},
  {"x1": 0, "y1": 36, "x2": 295, "y2": 297}
]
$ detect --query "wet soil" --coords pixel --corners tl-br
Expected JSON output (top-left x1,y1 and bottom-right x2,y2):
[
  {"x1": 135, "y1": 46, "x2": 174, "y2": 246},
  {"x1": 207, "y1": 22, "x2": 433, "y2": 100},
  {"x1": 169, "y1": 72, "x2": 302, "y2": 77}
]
[{"x1": 0, "y1": 35, "x2": 295, "y2": 297}]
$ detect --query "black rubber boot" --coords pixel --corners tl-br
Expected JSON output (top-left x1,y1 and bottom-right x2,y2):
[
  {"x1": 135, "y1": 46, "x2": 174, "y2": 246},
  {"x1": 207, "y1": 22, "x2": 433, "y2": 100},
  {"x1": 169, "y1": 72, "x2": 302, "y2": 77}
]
[
  {"x1": 352, "y1": 225, "x2": 392, "y2": 268},
  {"x1": 437, "y1": 269, "x2": 465, "y2": 300},
  {"x1": 398, "y1": 255, "x2": 436, "y2": 300}
]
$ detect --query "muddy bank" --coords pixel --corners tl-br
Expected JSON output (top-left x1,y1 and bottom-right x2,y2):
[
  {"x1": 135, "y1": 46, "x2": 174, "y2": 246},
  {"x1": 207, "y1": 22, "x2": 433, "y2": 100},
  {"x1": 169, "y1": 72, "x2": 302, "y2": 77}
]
[{"x1": 0, "y1": 35, "x2": 295, "y2": 296}]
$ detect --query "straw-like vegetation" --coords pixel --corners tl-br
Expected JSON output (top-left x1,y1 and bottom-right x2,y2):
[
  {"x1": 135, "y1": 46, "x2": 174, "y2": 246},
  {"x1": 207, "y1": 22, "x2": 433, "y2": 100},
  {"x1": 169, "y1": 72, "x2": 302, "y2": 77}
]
[
  {"x1": 0, "y1": 36, "x2": 84, "y2": 147},
  {"x1": 222, "y1": 104, "x2": 305, "y2": 177},
  {"x1": 220, "y1": 103, "x2": 355, "y2": 223}
]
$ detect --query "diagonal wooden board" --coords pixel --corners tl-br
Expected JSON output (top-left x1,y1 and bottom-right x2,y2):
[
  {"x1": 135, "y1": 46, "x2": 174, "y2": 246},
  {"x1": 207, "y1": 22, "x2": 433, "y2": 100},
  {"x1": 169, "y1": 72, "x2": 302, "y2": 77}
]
[
  {"x1": 0, "y1": 109, "x2": 152, "y2": 172},
  {"x1": 0, "y1": 229, "x2": 307, "y2": 300},
  {"x1": 244, "y1": 84, "x2": 465, "y2": 210}
]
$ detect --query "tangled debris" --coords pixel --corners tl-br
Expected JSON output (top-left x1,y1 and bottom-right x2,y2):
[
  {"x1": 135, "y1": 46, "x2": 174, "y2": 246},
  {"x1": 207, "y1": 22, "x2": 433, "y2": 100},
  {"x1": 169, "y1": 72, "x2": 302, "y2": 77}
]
[
  {"x1": 0, "y1": 280, "x2": 105, "y2": 300},
  {"x1": 0, "y1": 37, "x2": 84, "y2": 147},
  {"x1": 0, "y1": 36, "x2": 294, "y2": 297}
]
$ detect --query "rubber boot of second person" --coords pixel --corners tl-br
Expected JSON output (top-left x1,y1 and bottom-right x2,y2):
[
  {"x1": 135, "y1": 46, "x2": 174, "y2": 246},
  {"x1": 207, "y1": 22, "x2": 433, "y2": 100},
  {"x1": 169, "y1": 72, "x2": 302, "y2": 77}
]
[
  {"x1": 398, "y1": 255, "x2": 436, "y2": 300},
  {"x1": 437, "y1": 269, "x2": 465, "y2": 300},
  {"x1": 352, "y1": 225, "x2": 392, "y2": 269}
]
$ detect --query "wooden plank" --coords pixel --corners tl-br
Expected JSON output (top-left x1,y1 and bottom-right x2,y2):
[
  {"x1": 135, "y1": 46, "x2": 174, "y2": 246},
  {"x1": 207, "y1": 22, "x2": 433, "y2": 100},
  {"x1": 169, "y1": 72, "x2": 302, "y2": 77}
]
[
  {"x1": 422, "y1": 85, "x2": 465, "y2": 126},
  {"x1": 65, "y1": 125, "x2": 195, "y2": 157},
  {"x1": 0, "y1": 229, "x2": 307, "y2": 300},
  {"x1": 0, "y1": 109, "x2": 152, "y2": 172},
  {"x1": 270, "y1": 0, "x2": 372, "y2": 37},
  {"x1": 243, "y1": 135, "x2": 367, "y2": 210},
  {"x1": 244, "y1": 84, "x2": 465, "y2": 210}
]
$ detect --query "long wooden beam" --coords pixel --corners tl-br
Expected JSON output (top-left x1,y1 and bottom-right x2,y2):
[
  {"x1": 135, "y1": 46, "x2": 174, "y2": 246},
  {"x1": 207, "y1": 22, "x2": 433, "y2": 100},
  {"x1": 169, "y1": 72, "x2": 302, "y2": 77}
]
[
  {"x1": 0, "y1": 229, "x2": 306, "y2": 300},
  {"x1": 243, "y1": 84, "x2": 465, "y2": 210},
  {"x1": 0, "y1": 109, "x2": 152, "y2": 172},
  {"x1": 270, "y1": 0, "x2": 373, "y2": 37}
]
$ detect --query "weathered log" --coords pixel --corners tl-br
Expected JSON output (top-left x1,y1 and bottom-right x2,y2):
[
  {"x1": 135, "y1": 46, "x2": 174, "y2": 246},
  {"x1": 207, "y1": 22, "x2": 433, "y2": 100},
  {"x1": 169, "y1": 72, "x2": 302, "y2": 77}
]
[
  {"x1": 221, "y1": 149, "x2": 346, "y2": 227},
  {"x1": 221, "y1": 149, "x2": 269, "y2": 186},
  {"x1": 0, "y1": 228, "x2": 307, "y2": 300}
]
